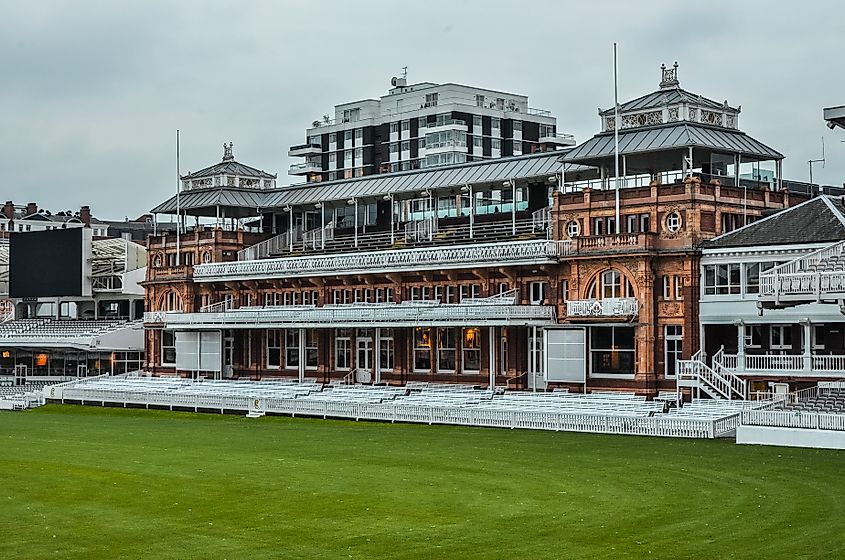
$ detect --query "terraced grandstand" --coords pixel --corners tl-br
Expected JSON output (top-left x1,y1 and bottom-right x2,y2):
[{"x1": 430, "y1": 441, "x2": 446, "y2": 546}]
[{"x1": 53, "y1": 374, "x2": 771, "y2": 438}]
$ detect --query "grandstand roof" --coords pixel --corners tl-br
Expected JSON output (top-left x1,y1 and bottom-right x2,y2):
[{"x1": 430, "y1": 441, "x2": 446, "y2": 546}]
[{"x1": 151, "y1": 151, "x2": 596, "y2": 215}]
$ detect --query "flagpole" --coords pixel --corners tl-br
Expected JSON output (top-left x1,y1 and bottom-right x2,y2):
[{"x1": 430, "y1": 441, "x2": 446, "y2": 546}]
[
  {"x1": 613, "y1": 43, "x2": 621, "y2": 234},
  {"x1": 176, "y1": 129, "x2": 181, "y2": 266}
]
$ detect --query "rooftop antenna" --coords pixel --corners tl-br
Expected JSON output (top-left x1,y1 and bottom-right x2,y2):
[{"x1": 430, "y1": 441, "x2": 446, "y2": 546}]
[{"x1": 808, "y1": 136, "x2": 825, "y2": 195}]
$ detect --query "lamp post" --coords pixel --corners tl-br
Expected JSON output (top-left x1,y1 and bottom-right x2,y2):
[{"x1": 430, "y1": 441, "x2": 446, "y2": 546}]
[
  {"x1": 383, "y1": 193, "x2": 395, "y2": 245},
  {"x1": 315, "y1": 202, "x2": 324, "y2": 250},
  {"x1": 461, "y1": 184, "x2": 474, "y2": 239},
  {"x1": 347, "y1": 198, "x2": 358, "y2": 247},
  {"x1": 282, "y1": 205, "x2": 292, "y2": 252},
  {"x1": 503, "y1": 179, "x2": 516, "y2": 236}
]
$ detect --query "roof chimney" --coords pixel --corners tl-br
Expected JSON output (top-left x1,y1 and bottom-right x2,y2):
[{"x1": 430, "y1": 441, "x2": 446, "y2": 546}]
[
  {"x1": 79, "y1": 206, "x2": 91, "y2": 226},
  {"x1": 26, "y1": 202, "x2": 37, "y2": 216},
  {"x1": 3, "y1": 201, "x2": 14, "y2": 220}
]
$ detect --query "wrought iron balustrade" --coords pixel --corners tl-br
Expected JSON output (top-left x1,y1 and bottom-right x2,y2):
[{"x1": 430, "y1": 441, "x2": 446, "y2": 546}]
[
  {"x1": 197, "y1": 239, "x2": 571, "y2": 282},
  {"x1": 144, "y1": 302, "x2": 556, "y2": 328},
  {"x1": 565, "y1": 298, "x2": 639, "y2": 318}
]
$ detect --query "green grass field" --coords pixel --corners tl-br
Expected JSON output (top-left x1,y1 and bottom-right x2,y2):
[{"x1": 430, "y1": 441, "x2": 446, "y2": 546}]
[{"x1": 1, "y1": 405, "x2": 843, "y2": 560}]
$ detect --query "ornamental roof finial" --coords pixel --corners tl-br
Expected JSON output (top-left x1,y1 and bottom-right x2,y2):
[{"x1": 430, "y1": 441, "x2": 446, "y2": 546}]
[
  {"x1": 222, "y1": 141, "x2": 234, "y2": 162},
  {"x1": 659, "y1": 61, "x2": 680, "y2": 89}
]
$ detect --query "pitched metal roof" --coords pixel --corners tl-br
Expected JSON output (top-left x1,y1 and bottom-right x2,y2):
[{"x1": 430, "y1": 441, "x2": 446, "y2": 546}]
[
  {"x1": 703, "y1": 196, "x2": 845, "y2": 249},
  {"x1": 181, "y1": 160, "x2": 276, "y2": 180},
  {"x1": 265, "y1": 151, "x2": 589, "y2": 207},
  {"x1": 150, "y1": 188, "x2": 266, "y2": 214},
  {"x1": 152, "y1": 151, "x2": 596, "y2": 214},
  {"x1": 598, "y1": 87, "x2": 734, "y2": 116},
  {"x1": 563, "y1": 122, "x2": 782, "y2": 165}
]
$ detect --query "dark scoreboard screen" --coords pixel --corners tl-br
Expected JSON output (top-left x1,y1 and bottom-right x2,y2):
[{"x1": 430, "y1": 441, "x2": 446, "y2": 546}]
[{"x1": 9, "y1": 228, "x2": 84, "y2": 298}]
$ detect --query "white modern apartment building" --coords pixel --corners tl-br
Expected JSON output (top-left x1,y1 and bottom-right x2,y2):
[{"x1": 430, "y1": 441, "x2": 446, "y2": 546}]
[{"x1": 288, "y1": 76, "x2": 574, "y2": 182}]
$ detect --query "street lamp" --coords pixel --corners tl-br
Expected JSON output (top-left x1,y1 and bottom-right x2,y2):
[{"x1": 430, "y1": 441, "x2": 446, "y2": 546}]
[
  {"x1": 503, "y1": 179, "x2": 516, "y2": 235},
  {"x1": 282, "y1": 205, "x2": 293, "y2": 252},
  {"x1": 460, "y1": 183, "x2": 474, "y2": 239},
  {"x1": 383, "y1": 193, "x2": 395, "y2": 244},
  {"x1": 347, "y1": 198, "x2": 358, "y2": 247},
  {"x1": 314, "y1": 202, "x2": 325, "y2": 250}
]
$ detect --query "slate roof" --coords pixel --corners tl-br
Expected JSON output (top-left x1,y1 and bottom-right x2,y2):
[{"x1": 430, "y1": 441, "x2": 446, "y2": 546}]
[
  {"x1": 562, "y1": 122, "x2": 782, "y2": 164},
  {"x1": 703, "y1": 196, "x2": 845, "y2": 249},
  {"x1": 598, "y1": 87, "x2": 735, "y2": 116}
]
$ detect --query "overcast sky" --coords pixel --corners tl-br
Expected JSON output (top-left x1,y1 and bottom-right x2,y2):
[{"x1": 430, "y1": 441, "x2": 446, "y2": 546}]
[{"x1": 2, "y1": 0, "x2": 844, "y2": 219}]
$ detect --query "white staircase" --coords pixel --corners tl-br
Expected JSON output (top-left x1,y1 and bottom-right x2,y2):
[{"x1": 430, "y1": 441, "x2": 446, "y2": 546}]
[{"x1": 677, "y1": 350, "x2": 746, "y2": 400}]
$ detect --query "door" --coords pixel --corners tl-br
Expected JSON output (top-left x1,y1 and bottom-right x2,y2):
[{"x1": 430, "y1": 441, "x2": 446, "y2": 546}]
[
  {"x1": 664, "y1": 325, "x2": 683, "y2": 378},
  {"x1": 356, "y1": 337, "x2": 373, "y2": 383},
  {"x1": 223, "y1": 333, "x2": 234, "y2": 378}
]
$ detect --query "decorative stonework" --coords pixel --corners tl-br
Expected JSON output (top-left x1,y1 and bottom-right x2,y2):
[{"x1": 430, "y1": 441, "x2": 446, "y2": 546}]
[
  {"x1": 659, "y1": 301, "x2": 682, "y2": 316},
  {"x1": 700, "y1": 110, "x2": 723, "y2": 127},
  {"x1": 605, "y1": 116, "x2": 616, "y2": 131},
  {"x1": 688, "y1": 107, "x2": 698, "y2": 121},
  {"x1": 726, "y1": 114, "x2": 736, "y2": 129},
  {"x1": 659, "y1": 62, "x2": 680, "y2": 89},
  {"x1": 667, "y1": 107, "x2": 679, "y2": 122},
  {"x1": 622, "y1": 111, "x2": 663, "y2": 129}
]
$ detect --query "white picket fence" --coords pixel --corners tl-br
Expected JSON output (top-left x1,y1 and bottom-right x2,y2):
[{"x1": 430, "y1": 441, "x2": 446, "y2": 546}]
[{"x1": 741, "y1": 409, "x2": 845, "y2": 431}]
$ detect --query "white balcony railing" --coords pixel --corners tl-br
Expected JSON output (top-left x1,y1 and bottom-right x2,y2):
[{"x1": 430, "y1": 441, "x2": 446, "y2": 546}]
[
  {"x1": 288, "y1": 161, "x2": 322, "y2": 175},
  {"x1": 716, "y1": 351, "x2": 845, "y2": 377},
  {"x1": 199, "y1": 239, "x2": 571, "y2": 282},
  {"x1": 143, "y1": 302, "x2": 556, "y2": 328},
  {"x1": 759, "y1": 240, "x2": 845, "y2": 301},
  {"x1": 565, "y1": 298, "x2": 639, "y2": 318}
]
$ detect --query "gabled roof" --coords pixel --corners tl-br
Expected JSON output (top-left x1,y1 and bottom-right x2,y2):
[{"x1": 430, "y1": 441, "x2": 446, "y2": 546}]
[
  {"x1": 181, "y1": 160, "x2": 276, "y2": 180},
  {"x1": 703, "y1": 196, "x2": 845, "y2": 249},
  {"x1": 563, "y1": 122, "x2": 782, "y2": 165},
  {"x1": 599, "y1": 87, "x2": 735, "y2": 116}
]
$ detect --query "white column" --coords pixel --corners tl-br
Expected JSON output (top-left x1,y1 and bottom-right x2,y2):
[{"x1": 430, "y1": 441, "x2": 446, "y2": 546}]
[
  {"x1": 803, "y1": 321, "x2": 813, "y2": 372},
  {"x1": 374, "y1": 327, "x2": 381, "y2": 384},
  {"x1": 298, "y1": 328, "x2": 305, "y2": 382},
  {"x1": 488, "y1": 326, "x2": 496, "y2": 392},
  {"x1": 531, "y1": 325, "x2": 537, "y2": 392},
  {"x1": 354, "y1": 199, "x2": 359, "y2": 248},
  {"x1": 736, "y1": 322, "x2": 746, "y2": 373}
]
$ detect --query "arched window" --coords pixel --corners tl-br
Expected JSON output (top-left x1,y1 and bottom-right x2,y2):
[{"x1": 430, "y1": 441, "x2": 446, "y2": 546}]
[
  {"x1": 566, "y1": 220, "x2": 580, "y2": 238},
  {"x1": 587, "y1": 269, "x2": 634, "y2": 299},
  {"x1": 162, "y1": 291, "x2": 183, "y2": 312}
]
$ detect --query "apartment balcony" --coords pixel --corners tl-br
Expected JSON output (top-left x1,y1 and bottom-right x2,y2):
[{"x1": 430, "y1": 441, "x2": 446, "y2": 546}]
[
  {"x1": 565, "y1": 298, "x2": 639, "y2": 318},
  {"x1": 144, "y1": 301, "x2": 556, "y2": 329},
  {"x1": 424, "y1": 119, "x2": 467, "y2": 133},
  {"x1": 288, "y1": 161, "x2": 323, "y2": 176},
  {"x1": 716, "y1": 352, "x2": 845, "y2": 378},
  {"x1": 194, "y1": 238, "x2": 571, "y2": 282},
  {"x1": 288, "y1": 143, "x2": 323, "y2": 157},
  {"x1": 539, "y1": 133, "x2": 576, "y2": 147}
]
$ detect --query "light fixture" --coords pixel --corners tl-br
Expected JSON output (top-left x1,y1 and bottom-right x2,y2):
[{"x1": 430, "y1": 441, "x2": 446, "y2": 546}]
[
  {"x1": 347, "y1": 198, "x2": 356, "y2": 205},
  {"x1": 282, "y1": 205, "x2": 291, "y2": 212},
  {"x1": 548, "y1": 175, "x2": 558, "y2": 183},
  {"x1": 314, "y1": 202, "x2": 322, "y2": 209}
]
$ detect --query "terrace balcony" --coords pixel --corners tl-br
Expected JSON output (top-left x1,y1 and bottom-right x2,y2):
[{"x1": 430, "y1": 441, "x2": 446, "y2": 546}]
[
  {"x1": 758, "y1": 240, "x2": 845, "y2": 310},
  {"x1": 144, "y1": 300, "x2": 556, "y2": 329},
  {"x1": 287, "y1": 143, "x2": 323, "y2": 157},
  {"x1": 538, "y1": 132, "x2": 576, "y2": 147},
  {"x1": 565, "y1": 298, "x2": 639, "y2": 318},
  {"x1": 194, "y1": 238, "x2": 570, "y2": 282},
  {"x1": 289, "y1": 161, "x2": 323, "y2": 176},
  {"x1": 714, "y1": 350, "x2": 845, "y2": 378}
]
